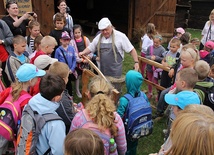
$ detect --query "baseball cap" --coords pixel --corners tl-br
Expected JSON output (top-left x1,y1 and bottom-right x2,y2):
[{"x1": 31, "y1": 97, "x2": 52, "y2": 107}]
[
  {"x1": 61, "y1": 31, "x2": 71, "y2": 40},
  {"x1": 205, "y1": 40, "x2": 214, "y2": 49},
  {"x1": 16, "y1": 63, "x2": 46, "y2": 82},
  {"x1": 176, "y1": 27, "x2": 185, "y2": 35},
  {"x1": 98, "y1": 17, "x2": 112, "y2": 30},
  {"x1": 165, "y1": 91, "x2": 200, "y2": 109},
  {"x1": 34, "y1": 55, "x2": 58, "y2": 69}
]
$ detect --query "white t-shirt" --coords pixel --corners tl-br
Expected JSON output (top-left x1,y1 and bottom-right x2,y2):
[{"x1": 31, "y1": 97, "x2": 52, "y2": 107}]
[
  {"x1": 141, "y1": 34, "x2": 153, "y2": 53},
  {"x1": 88, "y1": 29, "x2": 134, "y2": 59},
  {"x1": 201, "y1": 21, "x2": 214, "y2": 45}
]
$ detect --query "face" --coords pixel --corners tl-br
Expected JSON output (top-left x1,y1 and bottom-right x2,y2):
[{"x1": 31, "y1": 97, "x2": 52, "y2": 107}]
[
  {"x1": 153, "y1": 38, "x2": 161, "y2": 48},
  {"x1": 45, "y1": 45, "x2": 55, "y2": 55},
  {"x1": 176, "y1": 32, "x2": 182, "y2": 38},
  {"x1": 30, "y1": 77, "x2": 38, "y2": 87},
  {"x1": 175, "y1": 73, "x2": 184, "y2": 92},
  {"x1": 172, "y1": 105, "x2": 181, "y2": 117},
  {"x1": 7, "y1": 3, "x2": 19, "y2": 16},
  {"x1": 14, "y1": 42, "x2": 27, "y2": 54},
  {"x1": 180, "y1": 52, "x2": 194, "y2": 68},
  {"x1": 58, "y1": 2, "x2": 67, "y2": 13},
  {"x1": 60, "y1": 39, "x2": 70, "y2": 47},
  {"x1": 29, "y1": 26, "x2": 40, "y2": 38},
  {"x1": 55, "y1": 20, "x2": 65, "y2": 30},
  {"x1": 170, "y1": 42, "x2": 180, "y2": 53},
  {"x1": 210, "y1": 12, "x2": 214, "y2": 21},
  {"x1": 101, "y1": 26, "x2": 113, "y2": 38},
  {"x1": 63, "y1": 71, "x2": 69, "y2": 84},
  {"x1": 74, "y1": 28, "x2": 82, "y2": 39}
]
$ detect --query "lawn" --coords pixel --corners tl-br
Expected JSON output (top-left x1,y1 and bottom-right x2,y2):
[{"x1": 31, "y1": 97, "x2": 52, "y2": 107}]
[{"x1": 75, "y1": 28, "x2": 202, "y2": 155}]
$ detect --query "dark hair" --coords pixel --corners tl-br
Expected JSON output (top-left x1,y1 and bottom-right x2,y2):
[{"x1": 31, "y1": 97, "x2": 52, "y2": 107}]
[
  {"x1": 180, "y1": 32, "x2": 191, "y2": 45},
  {"x1": 73, "y1": 24, "x2": 83, "y2": 33},
  {"x1": 40, "y1": 73, "x2": 65, "y2": 100},
  {"x1": 57, "y1": 0, "x2": 66, "y2": 7},
  {"x1": 5, "y1": 1, "x2": 17, "y2": 9},
  {"x1": 54, "y1": 12, "x2": 66, "y2": 25}
]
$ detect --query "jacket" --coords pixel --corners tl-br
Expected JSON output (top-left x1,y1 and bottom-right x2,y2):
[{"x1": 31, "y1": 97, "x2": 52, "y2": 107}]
[{"x1": 28, "y1": 93, "x2": 65, "y2": 155}]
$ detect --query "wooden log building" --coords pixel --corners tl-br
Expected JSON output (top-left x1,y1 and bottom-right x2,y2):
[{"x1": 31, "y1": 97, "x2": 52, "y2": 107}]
[{"x1": 0, "y1": 0, "x2": 212, "y2": 42}]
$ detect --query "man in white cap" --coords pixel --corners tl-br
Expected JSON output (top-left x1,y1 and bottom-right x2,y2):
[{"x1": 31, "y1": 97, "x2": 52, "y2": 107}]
[{"x1": 79, "y1": 17, "x2": 139, "y2": 90}]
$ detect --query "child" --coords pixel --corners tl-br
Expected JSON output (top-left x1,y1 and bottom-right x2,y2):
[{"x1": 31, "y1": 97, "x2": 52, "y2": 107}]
[
  {"x1": 64, "y1": 128, "x2": 104, "y2": 155},
  {"x1": 141, "y1": 23, "x2": 157, "y2": 77},
  {"x1": 25, "y1": 21, "x2": 41, "y2": 55},
  {"x1": 5, "y1": 35, "x2": 30, "y2": 83},
  {"x1": 194, "y1": 60, "x2": 214, "y2": 110},
  {"x1": 154, "y1": 44, "x2": 199, "y2": 118},
  {"x1": 161, "y1": 38, "x2": 181, "y2": 89},
  {"x1": 55, "y1": 31, "x2": 76, "y2": 96},
  {"x1": 209, "y1": 64, "x2": 214, "y2": 79},
  {"x1": 50, "y1": 12, "x2": 71, "y2": 57},
  {"x1": 26, "y1": 73, "x2": 66, "y2": 155},
  {"x1": 117, "y1": 70, "x2": 149, "y2": 155},
  {"x1": 199, "y1": 40, "x2": 214, "y2": 64},
  {"x1": 73, "y1": 24, "x2": 91, "y2": 98},
  {"x1": 29, "y1": 35, "x2": 43, "y2": 59},
  {"x1": 49, "y1": 61, "x2": 76, "y2": 134},
  {"x1": 70, "y1": 76, "x2": 127, "y2": 155},
  {"x1": 30, "y1": 36, "x2": 57, "y2": 64},
  {"x1": 0, "y1": 63, "x2": 45, "y2": 154},
  {"x1": 145, "y1": 35, "x2": 165, "y2": 99}
]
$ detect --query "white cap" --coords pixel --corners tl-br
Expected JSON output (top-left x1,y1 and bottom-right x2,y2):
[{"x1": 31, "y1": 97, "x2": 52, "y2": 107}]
[
  {"x1": 98, "y1": 17, "x2": 112, "y2": 30},
  {"x1": 34, "y1": 55, "x2": 58, "y2": 69}
]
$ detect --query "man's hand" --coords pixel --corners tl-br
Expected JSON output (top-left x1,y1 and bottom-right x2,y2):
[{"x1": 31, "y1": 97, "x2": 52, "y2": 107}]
[{"x1": 134, "y1": 62, "x2": 139, "y2": 71}]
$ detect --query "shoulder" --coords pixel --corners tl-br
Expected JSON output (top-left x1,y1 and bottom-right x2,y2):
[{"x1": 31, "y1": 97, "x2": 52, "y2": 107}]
[{"x1": 114, "y1": 29, "x2": 126, "y2": 38}]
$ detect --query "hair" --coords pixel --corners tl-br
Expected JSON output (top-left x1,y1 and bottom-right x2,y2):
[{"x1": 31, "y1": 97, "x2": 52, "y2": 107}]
[
  {"x1": 34, "y1": 35, "x2": 43, "y2": 49},
  {"x1": 85, "y1": 76, "x2": 118, "y2": 137},
  {"x1": 13, "y1": 35, "x2": 26, "y2": 44},
  {"x1": 194, "y1": 60, "x2": 210, "y2": 81},
  {"x1": 146, "y1": 23, "x2": 157, "y2": 39},
  {"x1": 178, "y1": 68, "x2": 198, "y2": 89},
  {"x1": 73, "y1": 24, "x2": 83, "y2": 36},
  {"x1": 57, "y1": 0, "x2": 67, "y2": 6},
  {"x1": 210, "y1": 64, "x2": 214, "y2": 78},
  {"x1": 165, "y1": 112, "x2": 214, "y2": 155},
  {"x1": 48, "y1": 62, "x2": 69, "y2": 79},
  {"x1": 11, "y1": 81, "x2": 26, "y2": 102},
  {"x1": 53, "y1": 12, "x2": 66, "y2": 25},
  {"x1": 5, "y1": 1, "x2": 17, "y2": 9},
  {"x1": 190, "y1": 38, "x2": 200, "y2": 44},
  {"x1": 180, "y1": 32, "x2": 191, "y2": 45},
  {"x1": 181, "y1": 44, "x2": 200, "y2": 63},
  {"x1": 182, "y1": 104, "x2": 214, "y2": 115},
  {"x1": 39, "y1": 73, "x2": 65, "y2": 100},
  {"x1": 64, "y1": 128, "x2": 104, "y2": 155},
  {"x1": 154, "y1": 35, "x2": 162, "y2": 41},
  {"x1": 170, "y1": 37, "x2": 181, "y2": 47},
  {"x1": 40, "y1": 36, "x2": 57, "y2": 48},
  {"x1": 28, "y1": 21, "x2": 40, "y2": 29},
  {"x1": 209, "y1": 9, "x2": 214, "y2": 22}
]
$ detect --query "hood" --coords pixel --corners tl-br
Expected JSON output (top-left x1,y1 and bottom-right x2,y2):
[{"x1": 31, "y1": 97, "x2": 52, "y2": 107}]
[
  {"x1": 28, "y1": 93, "x2": 60, "y2": 115},
  {"x1": 125, "y1": 70, "x2": 143, "y2": 97},
  {"x1": 199, "y1": 50, "x2": 209, "y2": 58},
  {"x1": 196, "y1": 81, "x2": 213, "y2": 88}
]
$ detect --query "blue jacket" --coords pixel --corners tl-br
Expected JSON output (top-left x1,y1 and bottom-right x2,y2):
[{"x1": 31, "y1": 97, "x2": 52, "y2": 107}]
[
  {"x1": 117, "y1": 70, "x2": 150, "y2": 118},
  {"x1": 55, "y1": 45, "x2": 76, "y2": 72},
  {"x1": 28, "y1": 93, "x2": 65, "y2": 155}
]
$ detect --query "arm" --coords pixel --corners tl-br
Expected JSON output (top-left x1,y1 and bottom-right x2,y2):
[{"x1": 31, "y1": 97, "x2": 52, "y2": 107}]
[
  {"x1": 117, "y1": 97, "x2": 128, "y2": 118},
  {"x1": 71, "y1": 47, "x2": 76, "y2": 72},
  {"x1": 13, "y1": 13, "x2": 31, "y2": 28},
  {"x1": 114, "y1": 113, "x2": 127, "y2": 155},
  {"x1": 0, "y1": 20, "x2": 13, "y2": 46},
  {"x1": 130, "y1": 48, "x2": 139, "y2": 71}
]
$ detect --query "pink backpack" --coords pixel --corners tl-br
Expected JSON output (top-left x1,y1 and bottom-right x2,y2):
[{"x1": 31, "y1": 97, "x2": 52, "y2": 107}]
[
  {"x1": 0, "y1": 90, "x2": 31, "y2": 141},
  {"x1": 80, "y1": 109, "x2": 118, "y2": 155}
]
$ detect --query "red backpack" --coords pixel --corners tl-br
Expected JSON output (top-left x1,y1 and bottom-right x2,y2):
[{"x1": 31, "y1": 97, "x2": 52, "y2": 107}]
[{"x1": 0, "y1": 90, "x2": 31, "y2": 140}]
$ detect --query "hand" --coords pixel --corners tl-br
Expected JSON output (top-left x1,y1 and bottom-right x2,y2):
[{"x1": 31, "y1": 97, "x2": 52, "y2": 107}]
[
  {"x1": 148, "y1": 153, "x2": 158, "y2": 155},
  {"x1": 151, "y1": 55, "x2": 156, "y2": 60},
  {"x1": 32, "y1": 12, "x2": 37, "y2": 18},
  {"x1": 23, "y1": 12, "x2": 31, "y2": 19},
  {"x1": 168, "y1": 68, "x2": 174, "y2": 78},
  {"x1": 79, "y1": 52, "x2": 84, "y2": 58},
  {"x1": 134, "y1": 63, "x2": 139, "y2": 71}
]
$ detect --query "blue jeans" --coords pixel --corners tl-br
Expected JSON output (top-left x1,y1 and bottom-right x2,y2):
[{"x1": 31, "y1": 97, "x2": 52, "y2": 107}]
[{"x1": 156, "y1": 87, "x2": 170, "y2": 113}]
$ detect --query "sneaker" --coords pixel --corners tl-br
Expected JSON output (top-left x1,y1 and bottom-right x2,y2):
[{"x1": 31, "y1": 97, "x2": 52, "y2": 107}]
[{"x1": 152, "y1": 112, "x2": 164, "y2": 119}]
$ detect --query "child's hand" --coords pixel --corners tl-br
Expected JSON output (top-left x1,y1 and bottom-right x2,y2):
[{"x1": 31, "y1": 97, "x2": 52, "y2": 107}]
[
  {"x1": 162, "y1": 61, "x2": 168, "y2": 67},
  {"x1": 168, "y1": 68, "x2": 174, "y2": 78},
  {"x1": 151, "y1": 55, "x2": 156, "y2": 60}
]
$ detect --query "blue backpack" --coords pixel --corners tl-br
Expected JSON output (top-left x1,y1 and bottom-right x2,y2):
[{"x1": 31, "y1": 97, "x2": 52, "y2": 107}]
[{"x1": 124, "y1": 91, "x2": 153, "y2": 141}]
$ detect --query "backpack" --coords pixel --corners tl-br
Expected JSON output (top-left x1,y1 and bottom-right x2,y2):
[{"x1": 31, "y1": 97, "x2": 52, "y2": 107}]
[
  {"x1": 16, "y1": 104, "x2": 62, "y2": 155},
  {"x1": 0, "y1": 91, "x2": 31, "y2": 141},
  {"x1": 80, "y1": 109, "x2": 116, "y2": 155},
  {"x1": 194, "y1": 84, "x2": 214, "y2": 110},
  {"x1": 123, "y1": 91, "x2": 153, "y2": 141}
]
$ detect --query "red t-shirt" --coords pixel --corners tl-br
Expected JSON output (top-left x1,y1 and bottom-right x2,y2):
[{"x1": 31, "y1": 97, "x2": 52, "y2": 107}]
[
  {"x1": 30, "y1": 50, "x2": 46, "y2": 64},
  {"x1": 29, "y1": 78, "x2": 41, "y2": 96}
]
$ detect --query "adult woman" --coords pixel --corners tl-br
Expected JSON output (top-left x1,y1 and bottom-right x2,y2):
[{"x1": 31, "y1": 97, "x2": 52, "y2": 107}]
[
  {"x1": 2, "y1": 1, "x2": 37, "y2": 37},
  {"x1": 200, "y1": 9, "x2": 214, "y2": 50},
  {"x1": 53, "y1": 0, "x2": 73, "y2": 31},
  {"x1": 70, "y1": 76, "x2": 127, "y2": 155}
]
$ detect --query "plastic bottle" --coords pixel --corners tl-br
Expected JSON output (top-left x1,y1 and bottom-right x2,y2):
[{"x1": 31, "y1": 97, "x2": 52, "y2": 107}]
[{"x1": 109, "y1": 138, "x2": 117, "y2": 153}]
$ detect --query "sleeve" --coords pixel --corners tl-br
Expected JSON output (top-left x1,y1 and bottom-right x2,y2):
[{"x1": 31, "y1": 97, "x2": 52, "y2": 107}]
[
  {"x1": 202, "y1": 21, "x2": 208, "y2": 35},
  {"x1": 114, "y1": 113, "x2": 127, "y2": 155},
  {"x1": 2, "y1": 16, "x2": 15, "y2": 30},
  {"x1": 87, "y1": 34, "x2": 100, "y2": 53},
  {"x1": 117, "y1": 96, "x2": 128, "y2": 118},
  {"x1": 47, "y1": 120, "x2": 66, "y2": 155},
  {"x1": 54, "y1": 48, "x2": 60, "y2": 60},
  {"x1": 71, "y1": 47, "x2": 76, "y2": 72},
  {"x1": 0, "y1": 87, "x2": 11, "y2": 104},
  {"x1": 69, "y1": 111, "x2": 84, "y2": 131},
  {"x1": 121, "y1": 33, "x2": 134, "y2": 53},
  {"x1": 1, "y1": 20, "x2": 13, "y2": 46},
  {"x1": 142, "y1": 36, "x2": 151, "y2": 52},
  {"x1": 155, "y1": 47, "x2": 165, "y2": 63},
  {"x1": 10, "y1": 57, "x2": 19, "y2": 80},
  {"x1": 145, "y1": 46, "x2": 152, "y2": 59}
]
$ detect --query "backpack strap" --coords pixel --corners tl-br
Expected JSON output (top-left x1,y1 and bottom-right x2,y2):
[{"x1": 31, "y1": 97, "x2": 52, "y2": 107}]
[
  {"x1": 27, "y1": 35, "x2": 31, "y2": 47},
  {"x1": 59, "y1": 48, "x2": 69, "y2": 65},
  {"x1": 7, "y1": 56, "x2": 15, "y2": 82}
]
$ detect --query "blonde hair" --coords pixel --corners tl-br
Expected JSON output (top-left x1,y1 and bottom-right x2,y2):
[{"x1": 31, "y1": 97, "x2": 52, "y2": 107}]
[
  {"x1": 166, "y1": 111, "x2": 214, "y2": 155},
  {"x1": 181, "y1": 44, "x2": 200, "y2": 65},
  {"x1": 85, "y1": 76, "x2": 118, "y2": 137},
  {"x1": 40, "y1": 36, "x2": 57, "y2": 48},
  {"x1": 182, "y1": 104, "x2": 214, "y2": 115},
  {"x1": 146, "y1": 23, "x2": 157, "y2": 39},
  {"x1": 28, "y1": 21, "x2": 40, "y2": 29},
  {"x1": 49, "y1": 62, "x2": 69, "y2": 79},
  {"x1": 13, "y1": 35, "x2": 26, "y2": 44},
  {"x1": 11, "y1": 81, "x2": 26, "y2": 102},
  {"x1": 64, "y1": 128, "x2": 104, "y2": 155},
  {"x1": 194, "y1": 60, "x2": 210, "y2": 80},
  {"x1": 170, "y1": 37, "x2": 181, "y2": 47},
  {"x1": 209, "y1": 9, "x2": 214, "y2": 22}
]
